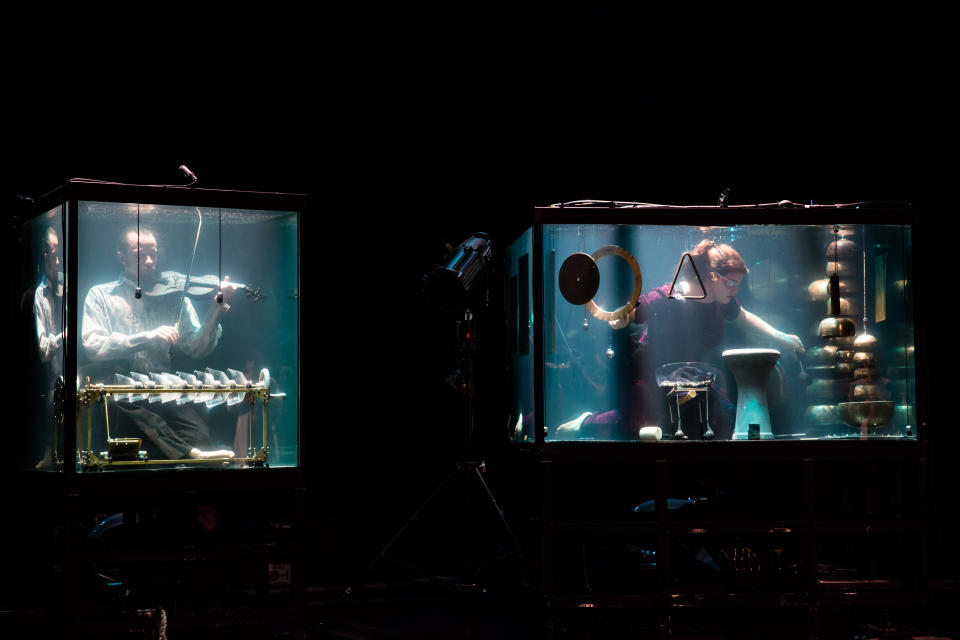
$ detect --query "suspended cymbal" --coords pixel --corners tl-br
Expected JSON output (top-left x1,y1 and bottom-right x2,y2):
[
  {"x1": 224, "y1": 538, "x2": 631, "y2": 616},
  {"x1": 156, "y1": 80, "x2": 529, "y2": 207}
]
[
  {"x1": 853, "y1": 333, "x2": 878, "y2": 352},
  {"x1": 826, "y1": 238, "x2": 860, "y2": 261},
  {"x1": 826, "y1": 261, "x2": 857, "y2": 278},
  {"x1": 808, "y1": 279, "x2": 829, "y2": 302},
  {"x1": 818, "y1": 316, "x2": 856, "y2": 338},
  {"x1": 804, "y1": 345, "x2": 838, "y2": 367},
  {"x1": 824, "y1": 297, "x2": 860, "y2": 317},
  {"x1": 839, "y1": 401, "x2": 894, "y2": 427}
]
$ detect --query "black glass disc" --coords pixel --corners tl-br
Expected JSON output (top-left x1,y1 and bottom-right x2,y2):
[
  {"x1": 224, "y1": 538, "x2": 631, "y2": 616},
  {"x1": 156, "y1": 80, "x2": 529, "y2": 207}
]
[{"x1": 558, "y1": 252, "x2": 600, "y2": 305}]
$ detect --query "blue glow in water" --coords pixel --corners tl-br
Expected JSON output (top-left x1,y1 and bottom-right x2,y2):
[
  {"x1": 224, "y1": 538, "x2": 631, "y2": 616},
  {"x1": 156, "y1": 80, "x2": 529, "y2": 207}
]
[{"x1": 522, "y1": 222, "x2": 917, "y2": 443}]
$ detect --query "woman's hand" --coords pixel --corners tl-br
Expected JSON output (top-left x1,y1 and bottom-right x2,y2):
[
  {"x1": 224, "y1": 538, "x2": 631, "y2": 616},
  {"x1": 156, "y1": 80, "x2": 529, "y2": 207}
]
[
  {"x1": 776, "y1": 331, "x2": 805, "y2": 356},
  {"x1": 608, "y1": 317, "x2": 630, "y2": 330},
  {"x1": 608, "y1": 307, "x2": 635, "y2": 330}
]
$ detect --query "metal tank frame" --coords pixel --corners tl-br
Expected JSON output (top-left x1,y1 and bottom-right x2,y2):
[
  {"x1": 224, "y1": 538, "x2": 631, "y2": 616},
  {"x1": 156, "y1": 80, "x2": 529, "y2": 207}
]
[
  {"x1": 518, "y1": 202, "x2": 928, "y2": 459},
  {"x1": 16, "y1": 179, "x2": 305, "y2": 487}
]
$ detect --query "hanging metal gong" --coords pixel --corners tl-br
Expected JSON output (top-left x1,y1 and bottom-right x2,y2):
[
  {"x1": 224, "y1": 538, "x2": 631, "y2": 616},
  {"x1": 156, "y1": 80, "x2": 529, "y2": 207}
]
[
  {"x1": 558, "y1": 252, "x2": 601, "y2": 305},
  {"x1": 558, "y1": 245, "x2": 642, "y2": 322}
]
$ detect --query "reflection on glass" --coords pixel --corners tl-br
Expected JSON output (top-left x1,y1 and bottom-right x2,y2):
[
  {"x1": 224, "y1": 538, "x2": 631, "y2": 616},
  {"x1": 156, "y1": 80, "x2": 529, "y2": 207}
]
[{"x1": 25, "y1": 209, "x2": 66, "y2": 470}]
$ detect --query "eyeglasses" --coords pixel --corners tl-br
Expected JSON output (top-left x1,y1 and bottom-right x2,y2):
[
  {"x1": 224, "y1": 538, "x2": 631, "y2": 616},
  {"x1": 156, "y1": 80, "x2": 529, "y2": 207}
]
[{"x1": 714, "y1": 272, "x2": 741, "y2": 289}]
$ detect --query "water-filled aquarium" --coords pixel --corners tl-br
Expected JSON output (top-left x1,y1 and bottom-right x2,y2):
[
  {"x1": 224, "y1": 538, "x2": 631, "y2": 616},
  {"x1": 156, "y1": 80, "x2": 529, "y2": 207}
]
[
  {"x1": 506, "y1": 204, "x2": 919, "y2": 444},
  {"x1": 15, "y1": 181, "x2": 301, "y2": 472}
]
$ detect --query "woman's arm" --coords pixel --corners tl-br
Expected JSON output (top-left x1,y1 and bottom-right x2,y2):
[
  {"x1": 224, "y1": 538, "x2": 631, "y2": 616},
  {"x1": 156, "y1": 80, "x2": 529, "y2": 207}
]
[
  {"x1": 733, "y1": 307, "x2": 805, "y2": 356},
  {"x1": 608, "y1": 306, "x2": 635, "y2": 329},
  {"x1": 609, "y1": 285, "x2": 666, "y2": 329}
]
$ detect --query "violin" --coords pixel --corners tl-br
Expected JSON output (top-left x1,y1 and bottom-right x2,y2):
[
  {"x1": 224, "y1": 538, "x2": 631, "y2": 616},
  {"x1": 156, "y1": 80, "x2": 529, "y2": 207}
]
[{"x1": 144, "y1": 271, "x2": 266, "y2": 301}]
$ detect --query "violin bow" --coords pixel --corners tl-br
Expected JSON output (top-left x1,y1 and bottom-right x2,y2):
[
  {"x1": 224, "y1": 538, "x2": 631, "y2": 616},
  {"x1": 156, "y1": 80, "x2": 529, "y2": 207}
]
[{"x1": 175, "y1": 206, "x2": 203, "y2": 329}]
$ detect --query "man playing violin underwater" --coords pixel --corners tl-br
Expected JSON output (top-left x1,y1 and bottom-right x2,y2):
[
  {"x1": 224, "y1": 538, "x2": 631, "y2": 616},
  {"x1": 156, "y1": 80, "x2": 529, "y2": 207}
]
[{"x1": 81, "y1": 226, "x2": 236, "y2": 459}]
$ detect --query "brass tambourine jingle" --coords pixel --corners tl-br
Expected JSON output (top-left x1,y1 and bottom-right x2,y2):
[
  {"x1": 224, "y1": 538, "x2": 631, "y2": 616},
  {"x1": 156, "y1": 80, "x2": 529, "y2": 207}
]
[{"x1": 583, "y1": 245, "x2": 643, "y2": 322}]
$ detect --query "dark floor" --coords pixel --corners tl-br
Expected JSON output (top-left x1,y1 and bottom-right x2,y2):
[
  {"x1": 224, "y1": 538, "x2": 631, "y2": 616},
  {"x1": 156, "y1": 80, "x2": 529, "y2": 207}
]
[
  {"x1": 5, "y1": 462, "x2": 959, "y2": 640},
  {"x1": 5, "y1": 577, "x2": 959, "y2": 640}
]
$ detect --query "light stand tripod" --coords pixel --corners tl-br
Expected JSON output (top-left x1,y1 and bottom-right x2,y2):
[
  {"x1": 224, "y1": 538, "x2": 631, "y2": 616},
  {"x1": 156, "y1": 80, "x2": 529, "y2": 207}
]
[{"x1": 343, "y1": 306, "x2": 525, "y2": 596}]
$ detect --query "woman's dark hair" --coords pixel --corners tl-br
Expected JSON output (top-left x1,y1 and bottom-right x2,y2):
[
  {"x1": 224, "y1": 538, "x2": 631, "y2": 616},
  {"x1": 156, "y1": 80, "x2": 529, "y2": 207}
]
[{"x1": 690, "y1": 239, "x2": 748, "y2": 276}]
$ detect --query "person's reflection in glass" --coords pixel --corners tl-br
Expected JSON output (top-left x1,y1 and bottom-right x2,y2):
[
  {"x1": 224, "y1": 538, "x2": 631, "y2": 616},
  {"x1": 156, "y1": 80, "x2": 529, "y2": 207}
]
[{"x1": 33, "y1": 226, "x2": 64, "y2": 469}]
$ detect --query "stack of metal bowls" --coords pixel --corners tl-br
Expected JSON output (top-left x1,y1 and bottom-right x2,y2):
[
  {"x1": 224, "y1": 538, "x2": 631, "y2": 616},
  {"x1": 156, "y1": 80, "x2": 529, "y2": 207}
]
[
  {"x1": 806, "y1": 232, "x2": 914, "y2": 436},
  {"x1": 839, "y1": 331, "x2": 895, "y2": 431},
  {"x1": 803, "y1": 232, "x2": 861, "y2": 435}
]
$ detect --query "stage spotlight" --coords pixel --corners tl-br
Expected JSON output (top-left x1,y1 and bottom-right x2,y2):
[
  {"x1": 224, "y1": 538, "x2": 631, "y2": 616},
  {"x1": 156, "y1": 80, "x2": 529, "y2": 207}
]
[{"x1": 423, "y1": 233, "x2": 493, "y2": 310}]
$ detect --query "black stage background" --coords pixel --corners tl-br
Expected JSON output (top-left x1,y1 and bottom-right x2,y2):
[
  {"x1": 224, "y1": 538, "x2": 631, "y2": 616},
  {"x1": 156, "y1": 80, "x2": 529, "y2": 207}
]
[{"x1": 3, "y1": 2, "x2": 952, "y2": 634}]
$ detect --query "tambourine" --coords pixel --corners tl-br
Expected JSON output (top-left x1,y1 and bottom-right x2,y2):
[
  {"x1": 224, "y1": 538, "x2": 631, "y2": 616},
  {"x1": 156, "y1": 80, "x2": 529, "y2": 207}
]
[{"x1": 558, "y1": 245, "x2": 642, "y2": 322}]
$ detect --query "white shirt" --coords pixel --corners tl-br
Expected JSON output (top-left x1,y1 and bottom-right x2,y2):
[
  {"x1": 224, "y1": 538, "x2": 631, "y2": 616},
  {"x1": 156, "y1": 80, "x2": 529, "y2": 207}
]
[
  {"x1": 34, "y1": 279, "x2": 64, "y2": 378},
  {"x1": 82, "y1": 275, "x2": 224, "y2": 373}
]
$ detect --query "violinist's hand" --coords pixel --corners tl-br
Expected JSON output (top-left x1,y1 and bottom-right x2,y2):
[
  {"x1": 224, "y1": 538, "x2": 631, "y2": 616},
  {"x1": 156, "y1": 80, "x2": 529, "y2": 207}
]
[
  {"x1": 147, "y1": 325, "x2": 179, "y2": 345},
  {"x1": 219, "y1": 275, "x2": 237, "y2": 304}
]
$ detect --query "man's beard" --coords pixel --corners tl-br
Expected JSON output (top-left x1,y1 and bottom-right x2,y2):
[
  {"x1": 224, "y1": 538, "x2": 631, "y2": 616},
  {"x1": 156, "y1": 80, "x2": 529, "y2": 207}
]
[{"x1": 135, "y1": 265, "x2": 159, "y2": 287}]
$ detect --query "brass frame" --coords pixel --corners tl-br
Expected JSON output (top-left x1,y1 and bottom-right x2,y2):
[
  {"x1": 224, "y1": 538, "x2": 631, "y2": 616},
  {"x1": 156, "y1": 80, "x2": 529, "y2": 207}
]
[
  {"x1": 583, "y1": 245, "x2": 643, "y2": 322},
  {"x1": 75, "y1": 380, "x2": 279, "y2": 470}
]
